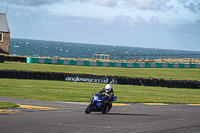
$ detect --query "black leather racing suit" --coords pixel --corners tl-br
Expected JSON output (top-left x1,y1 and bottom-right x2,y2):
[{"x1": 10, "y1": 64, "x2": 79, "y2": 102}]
[{"x1": 98, "y1": 88, "x2": 114, "y2": 109}]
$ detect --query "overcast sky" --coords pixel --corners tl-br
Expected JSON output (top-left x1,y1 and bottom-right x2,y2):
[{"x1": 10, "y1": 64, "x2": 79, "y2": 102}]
[{"x1": 0, "y1": 0, "x2": 200, "y2": 51}]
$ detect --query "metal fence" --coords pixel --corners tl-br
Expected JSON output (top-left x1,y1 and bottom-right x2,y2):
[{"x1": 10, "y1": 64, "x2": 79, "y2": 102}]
[{"x1": 93, "y1": 54, "x2": 200, "y2": 61}]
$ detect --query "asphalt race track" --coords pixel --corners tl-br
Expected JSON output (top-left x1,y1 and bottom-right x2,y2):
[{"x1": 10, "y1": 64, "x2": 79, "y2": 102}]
[{"x1": 0, "y1": 97, "x2": 200, "y2": 133}]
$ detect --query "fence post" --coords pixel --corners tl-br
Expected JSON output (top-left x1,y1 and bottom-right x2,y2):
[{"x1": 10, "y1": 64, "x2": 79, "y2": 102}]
[
  {"x1": 127, "y1": 55, "x2": 129, "y2": 61},
  {"x1": 141, "y1": 54, "x2": 142, "y2": 60},
  {"x1": 160, "y1": 54, "x2": 161, "y2": 59},
  {"x1": 166, "y1": 54, "x2": 168, "y2": 60},
  {"x1": 172, "y1": 54, "x2": 174, "y2": 59},
  {"x1": 185, "y1": 54, "x2": 186, "y2": 59}
]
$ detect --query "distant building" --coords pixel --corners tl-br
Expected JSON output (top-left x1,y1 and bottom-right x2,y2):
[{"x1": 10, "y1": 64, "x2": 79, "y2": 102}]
[{"x1": 0, "y1": 13, "x2": 10, "y2": 54}]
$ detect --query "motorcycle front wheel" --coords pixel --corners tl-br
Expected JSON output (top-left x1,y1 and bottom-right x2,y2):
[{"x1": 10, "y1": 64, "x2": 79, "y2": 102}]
[{"x1": 85, "y1": 104, "x2": 92, "y2": 114}]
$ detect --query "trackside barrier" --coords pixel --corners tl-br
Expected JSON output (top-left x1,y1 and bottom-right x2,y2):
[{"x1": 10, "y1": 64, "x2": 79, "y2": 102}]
[
  {"x1": 3, "y1": 55, "x2": 27, "y2": 62},
  {"x1": 26, "y1": 57, "x2": 200, "y2": 68},
  {"x1": 0, "y1": 55, "x2": 4, "y2": 63},
  {"x1": 0, "y1": 69, "x2": 200, "y2": 89}
]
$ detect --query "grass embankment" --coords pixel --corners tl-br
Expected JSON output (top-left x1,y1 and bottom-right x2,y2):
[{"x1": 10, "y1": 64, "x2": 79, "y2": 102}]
[
  {"x1": 0, "y1": 62, "x2": 200, "y2": 104},
  {"x1": 0, "y1": 101, "x2": 19, "y2": 108},
  {"x1": 1, "y1": 62, "x2": 200, "y2": 80},
  {"x1": 0, "y1": 78, "x2": 200, "y2": 104}
]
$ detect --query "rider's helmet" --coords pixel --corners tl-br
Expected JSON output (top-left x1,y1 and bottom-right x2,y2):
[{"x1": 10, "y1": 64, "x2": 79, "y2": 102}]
[{"x1": 105, "y1": 84, "x2": 111, "y2": 93}]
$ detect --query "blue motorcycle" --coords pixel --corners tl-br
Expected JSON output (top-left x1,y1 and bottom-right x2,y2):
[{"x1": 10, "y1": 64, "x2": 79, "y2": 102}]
[{"x1": 85, "y1": 93, "x2": 117, "y2": 114}]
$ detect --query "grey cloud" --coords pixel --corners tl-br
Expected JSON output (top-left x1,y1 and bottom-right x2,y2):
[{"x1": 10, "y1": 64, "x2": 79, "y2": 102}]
[
  {"x1": 3, "y1": 0, "x2": 175, "y2": 12},
  {"x1": 3, "y1": 0, "x2": 63, "y2": 6},
  {"x1": 128, "y1": 0, "x2": 173, "y2": 11},
  {"x1": 178, "y1": 0, "x2": 200, "y2": 13},
  {"x1": 109, "y1": 15, "x2": 164, "y2": 32},
  {"x1": 104, "y1": 0, "x2": 173, "y2": 11},
  {"x1": 177, "y1": 0, "x2": 189, "y2": 3},
  {"x1": 94, "y1": 0, "x2": 118, "y2": 7},
  {"x1": 67, "y1": 0, "x2": 174, "y2": 11},
  {"x1": 184, "y1": 2, "x2": 200, "y2": 13},
  {"x1": 67, "y1": 0, "x2": 118, "y2": 7}
]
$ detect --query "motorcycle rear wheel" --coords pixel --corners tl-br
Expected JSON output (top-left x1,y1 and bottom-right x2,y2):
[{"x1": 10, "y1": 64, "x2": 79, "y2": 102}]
[
  {"x1": 101, "y1": 106, "x2": 109, "y2": 114},
  {"x1": 108, "y1": 103, "x2": 112, "y2": 112},
  {"x1": 85, "y1": 104, "x2": 92, "y2": 114}
]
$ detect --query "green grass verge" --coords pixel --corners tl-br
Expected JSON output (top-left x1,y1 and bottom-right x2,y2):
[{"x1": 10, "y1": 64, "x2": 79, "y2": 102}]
[
  {"x1": 0, "y1": 78, "x2": 200, "y2": 104},
  {"x1": 0, "y1": 101, "x2": 19, "y2": 109},
  {"x1": 0, "y1": 62, "x2": 200, "y2": 80}
]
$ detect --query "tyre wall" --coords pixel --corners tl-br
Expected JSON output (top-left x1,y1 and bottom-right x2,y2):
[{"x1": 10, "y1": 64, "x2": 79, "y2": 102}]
[
  {"x1": 0, "y1": 69, "x2": 200, "y2": 89},
  {"x1": 0, "y1": 55, "x2": 4, "y2": 63},
  {"x1": 26, "y1": 57, "x2": 200, "y2": 68},
  {"x1": 1, "y1": 55, "x2": 27, "y2": 62}
]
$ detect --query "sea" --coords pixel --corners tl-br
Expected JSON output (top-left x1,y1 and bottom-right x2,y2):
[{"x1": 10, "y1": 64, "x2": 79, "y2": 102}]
[{"x1": 9, "y1": 38, "x2": 200, "y2": 60}]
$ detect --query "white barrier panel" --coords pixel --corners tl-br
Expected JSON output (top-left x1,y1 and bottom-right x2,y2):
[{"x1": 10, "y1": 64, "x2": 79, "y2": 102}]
[
  {"x1": 103, "y1": 62, "x2": 109, "y2": 67},
  {"x1": 184, "y1": 63, "x2": 190, "y2": 68},
  {"x1": 90, "y1": 61, "x2": 97, "y2": 66},
  {"x1": 51, "y1": 59, "x2": 57, "y2": 64},
  {"x1": 115, "y1": 62, "x2": 121, "y2": 67},
  {"x1": 38, "y1": 58, "x2": 45, "y2": 64},
  {"x1": 162, "y1": 63, "x2": 168, "y2": 68},
  {"x1": 127, "y1": 63, "x2": 133, "y2": 68},
  {"x1": 77, "y1": 60, "x2": 83, "y2": 66},
  {"x1": 196, "y1": 64, "x2": 200, "y2": 68},
  {"x1": 151, "y1": 63, "x2": 156, "y2": 68},
  {"x1": 174, "y1": 63, "x2": 179, "y2": 68},
  {"x1": 139, "y1": 63, "x2": 145, "y2": 68},
  {"x1": 63, "y1": 60, "x2": 70, "y2": 65}
]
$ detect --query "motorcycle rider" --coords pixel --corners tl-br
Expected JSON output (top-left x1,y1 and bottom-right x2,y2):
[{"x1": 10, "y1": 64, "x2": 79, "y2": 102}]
[{"x1": 98, "y1": 84, "x2": 114, "y2": 110}]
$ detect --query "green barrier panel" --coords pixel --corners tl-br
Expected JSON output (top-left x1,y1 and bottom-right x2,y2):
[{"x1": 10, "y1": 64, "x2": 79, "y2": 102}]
[
  {"x1": 31, "y1": 58, "x2": 39, "y2": 63},
  {"x1": 145, "y1": 63, "x2": 151, "y2": 68},
  {"x1": 133, "y1": 63, "x2": 139, "y2": 68},
  {"x1": 27, "y1": 57, "x2": 32, "y2": 63},
  {"x1": 97, "y1": 61, "x2": 103, "y2": 66},
  {"x1": 156, "y1": 63, "x2": 162, "y2": 68},
  {"x1": 109, "y1": 62, "x2": 115, "y2": 67},
  {"x1": 57, "y1": 59, "x2": 64, "y2": 65},
  {"x1": 179, "y1": 63, "x2": 185, "y2": 68},
  {"x1": 168, "y1": 63, "x2": 174, "y2": 68},
  {"x1": 70, "y1": 60, "x2": 77, "y2": 65},
  {"x1": 83, "y1": 61, "x2": 90, "y2": 66},
  {"x1": 190, "y1": 63, "x2": 196, "y2": 68},
  {"x1": 45, "y1": 58, "x2": 51, "y2": 64},
  {"x1": 121, "y1": 62, "x2": 127, "y2": 67}
]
